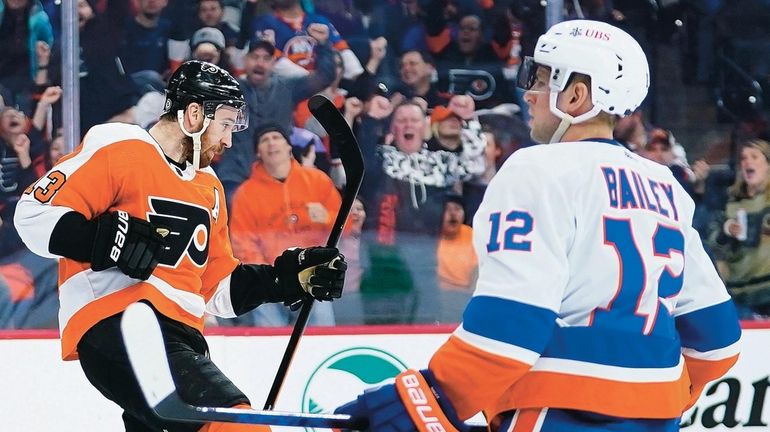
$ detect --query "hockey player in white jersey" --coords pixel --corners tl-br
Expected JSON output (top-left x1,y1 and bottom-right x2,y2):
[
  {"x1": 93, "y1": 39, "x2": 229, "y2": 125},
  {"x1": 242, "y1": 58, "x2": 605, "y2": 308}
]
[{"x1": 334, "y1": 20, "x2": 742, "y2": 431}]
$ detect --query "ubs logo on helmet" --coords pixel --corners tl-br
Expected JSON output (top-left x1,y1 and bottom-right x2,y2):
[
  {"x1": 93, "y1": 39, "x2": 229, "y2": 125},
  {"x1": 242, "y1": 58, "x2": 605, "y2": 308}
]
[{"x1": 569, "y1": 26, "x2": 610, "y2": 41}]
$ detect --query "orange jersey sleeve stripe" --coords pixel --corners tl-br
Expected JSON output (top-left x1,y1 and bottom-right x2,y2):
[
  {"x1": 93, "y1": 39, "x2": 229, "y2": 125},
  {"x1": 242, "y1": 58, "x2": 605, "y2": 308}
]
[
  {"x1": 683, "y1": 354, "x2": 739, "y2": 408},
  {"x1": 430, "y1": 335, "x2": 532, "y2": 420},
  {"x1": 492, "y1": 368, "x2": 692, "y2": 420}
]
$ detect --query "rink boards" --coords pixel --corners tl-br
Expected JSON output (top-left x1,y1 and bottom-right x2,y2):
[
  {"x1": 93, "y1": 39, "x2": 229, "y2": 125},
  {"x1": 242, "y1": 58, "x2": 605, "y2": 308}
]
[{"x1": 0, "y1": 323, "x2": 767, "y2": 431}]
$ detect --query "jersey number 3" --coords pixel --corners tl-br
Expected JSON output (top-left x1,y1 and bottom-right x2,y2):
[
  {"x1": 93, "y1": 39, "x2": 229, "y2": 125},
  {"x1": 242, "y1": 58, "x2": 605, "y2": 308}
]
[{"x1": 593, "y1": 217, "x2": 684, "y2": 335}]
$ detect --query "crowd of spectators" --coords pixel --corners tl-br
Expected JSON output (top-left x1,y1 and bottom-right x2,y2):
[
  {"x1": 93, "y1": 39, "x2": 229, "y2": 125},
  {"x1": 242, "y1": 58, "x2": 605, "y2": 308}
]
[{"x1": 0, "y1": 0, "x2": 769, "y2": 328}]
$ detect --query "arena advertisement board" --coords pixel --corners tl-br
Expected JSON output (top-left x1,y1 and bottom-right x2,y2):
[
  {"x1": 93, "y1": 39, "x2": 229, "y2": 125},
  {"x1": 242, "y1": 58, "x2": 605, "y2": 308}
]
[{"x1": 0, "y1": 326, "x2": 767, "y2": 431}]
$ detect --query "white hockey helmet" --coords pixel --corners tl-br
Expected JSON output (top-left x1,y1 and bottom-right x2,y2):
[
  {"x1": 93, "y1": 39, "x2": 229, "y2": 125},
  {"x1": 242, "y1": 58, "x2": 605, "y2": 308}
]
[{"x1": 518, "y1": 20, "x2": 649, "y2": 141}]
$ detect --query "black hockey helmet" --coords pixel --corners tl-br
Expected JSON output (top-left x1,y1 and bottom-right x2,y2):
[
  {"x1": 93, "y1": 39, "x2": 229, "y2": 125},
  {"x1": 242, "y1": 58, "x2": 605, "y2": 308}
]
[{"x1": 163, "y1": 60, "x2": 248, "y2": 132}]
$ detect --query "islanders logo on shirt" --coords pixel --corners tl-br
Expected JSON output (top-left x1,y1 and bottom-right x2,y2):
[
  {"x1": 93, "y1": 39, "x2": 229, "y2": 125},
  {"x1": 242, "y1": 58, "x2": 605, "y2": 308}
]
[{"x1": 283, "y1": 34, "x2": 318, "y2": 69}]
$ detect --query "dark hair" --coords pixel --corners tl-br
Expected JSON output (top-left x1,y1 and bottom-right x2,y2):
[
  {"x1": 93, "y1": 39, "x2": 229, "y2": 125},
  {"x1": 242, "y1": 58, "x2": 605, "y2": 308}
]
[
  {"x1": 401, "y1": 50, "x2": 435, "y2": 66},
  {"x1": 249, "y1": 39, "x2": 276, "y2": 56},
  {"x1": 197, "y1": 0, "x2": 224, "y2": 7},
  {"x1": 254, "y1": 123, "x2": 291, "y2": 146}
]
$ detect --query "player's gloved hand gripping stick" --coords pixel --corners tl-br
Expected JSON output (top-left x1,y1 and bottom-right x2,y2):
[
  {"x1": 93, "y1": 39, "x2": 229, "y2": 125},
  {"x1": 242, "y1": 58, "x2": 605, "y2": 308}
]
[
  {"x1": 264, "y1": 94, "x2": 365, "y2": 410},
  {"x1": 273, "y1": 246, "x2": 347, "y2": 304}
]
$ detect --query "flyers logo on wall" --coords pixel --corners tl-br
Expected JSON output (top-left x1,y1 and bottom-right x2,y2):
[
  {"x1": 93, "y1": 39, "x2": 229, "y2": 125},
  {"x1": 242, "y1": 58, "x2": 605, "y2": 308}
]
[{"x1": 301, "y1": 347, "x2": 408, "y2": 430}]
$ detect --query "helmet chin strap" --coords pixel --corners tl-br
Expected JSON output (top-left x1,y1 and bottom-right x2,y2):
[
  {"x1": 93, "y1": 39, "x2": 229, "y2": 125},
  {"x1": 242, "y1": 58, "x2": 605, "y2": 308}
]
[
  {"x1": 177, "y1": 110, "x2": 211, "y2": 170},
  {"x1": 547, "y1": 90, "x2": 602, "y2": 144}
]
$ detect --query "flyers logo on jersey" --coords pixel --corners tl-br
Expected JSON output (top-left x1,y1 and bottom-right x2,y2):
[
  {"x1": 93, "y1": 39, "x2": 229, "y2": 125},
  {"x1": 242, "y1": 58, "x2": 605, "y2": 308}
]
[{"x1": 147, "y1": 197, "x2": 211, "y2": 268}]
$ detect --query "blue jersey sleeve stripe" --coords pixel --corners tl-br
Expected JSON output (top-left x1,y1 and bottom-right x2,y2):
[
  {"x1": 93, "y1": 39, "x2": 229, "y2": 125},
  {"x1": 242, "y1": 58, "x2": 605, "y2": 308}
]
[
  {"x1": 462, "y1": 295, "x2": 557, "y2": 353},
  {"x1": 676, "y1": 300, "x2": 742, "y2": 352},
  {"x1": 542, "y1": 326, "x2": 682, "y2": 368}
]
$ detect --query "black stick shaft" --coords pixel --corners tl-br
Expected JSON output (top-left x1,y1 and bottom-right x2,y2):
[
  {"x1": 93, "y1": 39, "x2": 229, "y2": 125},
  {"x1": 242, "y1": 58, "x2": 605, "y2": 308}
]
[
  {"x1": 263, "y1": 298, "x2": 312, "y2": 410},
  {"x1": 263, "y1": 94, "x2": 364, "y2": 410}
]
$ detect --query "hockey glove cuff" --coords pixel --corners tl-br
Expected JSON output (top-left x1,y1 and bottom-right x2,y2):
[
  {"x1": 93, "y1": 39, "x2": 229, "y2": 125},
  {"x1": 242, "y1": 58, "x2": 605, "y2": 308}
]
[
  {"x1": 91, "y1": 210, "x2": 168, "y2": 280},
  {"x1": 273, "y1": 246, "x2": 347, "y2": 303},
  {"x1": 335, "y1": 369, "x2": 467, "y2": 432}
]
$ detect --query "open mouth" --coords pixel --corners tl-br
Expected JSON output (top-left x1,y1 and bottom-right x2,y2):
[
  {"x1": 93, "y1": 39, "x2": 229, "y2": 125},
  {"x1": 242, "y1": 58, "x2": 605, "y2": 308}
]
[{"x1": 403, "y1": 133, "x2": 415, "y2": 141}]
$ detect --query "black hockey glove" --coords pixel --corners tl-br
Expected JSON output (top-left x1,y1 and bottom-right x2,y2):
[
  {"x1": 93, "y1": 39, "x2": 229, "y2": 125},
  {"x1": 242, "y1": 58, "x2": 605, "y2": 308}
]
[
  {"x1": 273, "y1": 247, "x2": 347, "y2": 303},
  {"x1": 90, "y1": 210, "x2": 168, "y2": 280}
]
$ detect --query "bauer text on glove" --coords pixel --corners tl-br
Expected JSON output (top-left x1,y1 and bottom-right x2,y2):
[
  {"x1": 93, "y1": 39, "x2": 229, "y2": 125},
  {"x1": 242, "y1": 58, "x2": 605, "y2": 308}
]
[{"x1": 90, "y1": 210, "x2": 168, "y2": 280}]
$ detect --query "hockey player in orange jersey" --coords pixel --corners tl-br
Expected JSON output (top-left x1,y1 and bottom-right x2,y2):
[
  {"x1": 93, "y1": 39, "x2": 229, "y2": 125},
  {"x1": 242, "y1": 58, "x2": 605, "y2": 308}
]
[
  {"x1": 334, "y1": 20, "x2": 742, "y2": 432},
  {"x1": 14, "y1": 60, "x2": 347, "y2": 432}
]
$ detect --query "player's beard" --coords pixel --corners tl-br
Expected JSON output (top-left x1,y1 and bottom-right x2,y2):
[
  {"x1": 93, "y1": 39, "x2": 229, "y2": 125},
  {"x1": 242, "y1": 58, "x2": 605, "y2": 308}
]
[{"x1": 179, "y1": 132, "x2": 223, "y2": 169}]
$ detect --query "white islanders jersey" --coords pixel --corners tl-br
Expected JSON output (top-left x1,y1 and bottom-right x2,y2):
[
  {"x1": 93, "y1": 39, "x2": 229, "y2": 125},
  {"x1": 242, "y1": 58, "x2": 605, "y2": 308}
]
[{"x1": 429, "y1": 140, "x2": 741, "y2": 421}]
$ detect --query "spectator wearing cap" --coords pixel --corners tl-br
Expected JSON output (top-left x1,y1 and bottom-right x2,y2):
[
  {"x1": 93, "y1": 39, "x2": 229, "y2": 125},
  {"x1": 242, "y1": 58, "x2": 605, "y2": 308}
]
[
  {"x1": 227, "y1": 123, "x2": 341, "y2": 326},
  {"x1": 641, "y1": 127, "x2": 698, "y2": 196},
  {"x1": 167, "y1": 1, "x2": 240, "y2": 73},
  {"x1": 212, "y1": 31, "x2": 336, "y2": 202},
  {"x1": 436, "y1": 193, "x2": 477, "y2": 321},
  {"x1": 188, "y1": 26, "x2": 234, "y2": 74},
  {"x1": 427, "y1": 95, "x2": 486, "y2": 161}
]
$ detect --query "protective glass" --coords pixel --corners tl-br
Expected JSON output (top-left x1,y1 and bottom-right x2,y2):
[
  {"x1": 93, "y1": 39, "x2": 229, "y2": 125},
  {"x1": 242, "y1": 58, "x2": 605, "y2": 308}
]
[{"x1": 203, "y1": 100, "x2": 249, "y2": 132}]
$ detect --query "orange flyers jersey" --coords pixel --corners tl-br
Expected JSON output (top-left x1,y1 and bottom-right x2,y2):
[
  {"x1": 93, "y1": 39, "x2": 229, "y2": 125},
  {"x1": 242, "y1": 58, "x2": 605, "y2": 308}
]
[
  {"x1": 428, "y1": 141, "x2": 741, "y2": 422},
  {"x1": 14, "y1": 123, "x2": 240, "y2": 360}
]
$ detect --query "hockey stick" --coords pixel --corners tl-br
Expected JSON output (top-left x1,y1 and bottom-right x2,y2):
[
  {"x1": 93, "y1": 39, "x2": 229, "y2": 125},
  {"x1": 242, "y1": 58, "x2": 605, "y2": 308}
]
[
  {"x1": 264, "y1": 94, "x2": 365, "y2": 410},
  {"x1": 121, "y1": 302, "x2": 369, "y2": 429},
  {"x1": 122, "y1": 302, "x2": 489, "y2": 431}
]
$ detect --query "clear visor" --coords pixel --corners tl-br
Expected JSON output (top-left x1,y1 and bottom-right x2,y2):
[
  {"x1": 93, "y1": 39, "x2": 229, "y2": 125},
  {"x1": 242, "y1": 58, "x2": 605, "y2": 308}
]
[
  {"x1": 203, "y1": 100, "x2": 248, "y2": 132},
  {"x1": 517, "y1": 56, "x2": 538, "y2": 90}
]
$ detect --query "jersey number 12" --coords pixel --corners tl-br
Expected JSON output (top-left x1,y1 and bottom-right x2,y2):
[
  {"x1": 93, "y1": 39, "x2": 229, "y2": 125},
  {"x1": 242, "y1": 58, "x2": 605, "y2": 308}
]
[{"x1": 593, "y1": 217, "x2": 684, "y2": 335}]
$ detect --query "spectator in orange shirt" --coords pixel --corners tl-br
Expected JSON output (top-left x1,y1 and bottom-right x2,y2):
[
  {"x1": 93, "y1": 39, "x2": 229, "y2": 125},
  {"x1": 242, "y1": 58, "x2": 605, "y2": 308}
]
[
  {"x1": 436, "y1": 194, "x2": 477, "y2": 322},
  {"x1": 228, "y1": 123, "x2": 342, "y2": 326}
]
